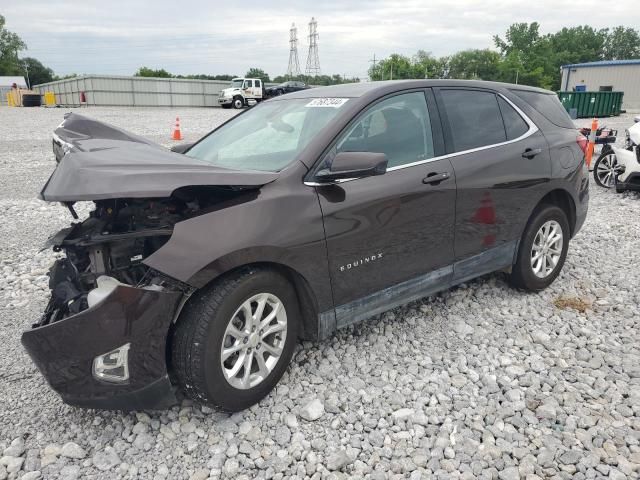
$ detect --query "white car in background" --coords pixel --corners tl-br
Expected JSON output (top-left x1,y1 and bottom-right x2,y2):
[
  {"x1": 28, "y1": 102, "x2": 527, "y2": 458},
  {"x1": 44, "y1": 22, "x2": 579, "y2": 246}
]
[
  {"x1": 218, "y1": 78, "x2": 264, "y2": 109},
  {"x1": 612, "y1": 121, "x2": 640, "y2": 193}
]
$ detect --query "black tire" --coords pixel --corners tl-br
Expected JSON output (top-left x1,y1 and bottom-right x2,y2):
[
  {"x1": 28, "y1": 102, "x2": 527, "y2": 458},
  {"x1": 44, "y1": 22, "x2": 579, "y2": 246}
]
[
  {"x1": 508, "y1": 204, "x2": 570, "y2": 291},
  {"x1": 593, "y1": 150, "x2": 618, "y2": 188},
  {"x1": 232, "y1": 96, "x2": 244, "y2": 109},
  {"x1": 171, "y1": 267, "x2": 299, "y2": 411}
]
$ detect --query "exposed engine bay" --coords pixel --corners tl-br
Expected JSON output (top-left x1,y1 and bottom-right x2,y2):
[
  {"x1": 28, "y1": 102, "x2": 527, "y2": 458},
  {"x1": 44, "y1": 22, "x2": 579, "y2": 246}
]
[{"x1": 38, "y1": 186, "x2": 249, "y2": 327}]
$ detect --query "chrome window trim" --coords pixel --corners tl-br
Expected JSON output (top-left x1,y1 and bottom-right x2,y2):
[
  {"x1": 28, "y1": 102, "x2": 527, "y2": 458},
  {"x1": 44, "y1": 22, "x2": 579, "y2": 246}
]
[{"x1": 304, "y1": 92, "x2": 538, "y2": 186}]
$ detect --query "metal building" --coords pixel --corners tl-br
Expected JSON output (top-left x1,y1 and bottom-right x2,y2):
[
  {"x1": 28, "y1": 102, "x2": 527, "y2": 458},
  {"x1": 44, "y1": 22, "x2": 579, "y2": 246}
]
[
  {"x1": 560, "y1": 60, "x2": 640, "y2": 110},
  {"x1": 31, "y1": 75, "x2": 238, "y2": 107}
]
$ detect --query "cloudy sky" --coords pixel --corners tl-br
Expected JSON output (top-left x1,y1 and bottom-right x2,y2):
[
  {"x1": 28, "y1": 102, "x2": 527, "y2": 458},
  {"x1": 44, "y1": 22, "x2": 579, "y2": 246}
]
[{"x1": 3, "y1": 0, "x2": 638, "y2": 79}]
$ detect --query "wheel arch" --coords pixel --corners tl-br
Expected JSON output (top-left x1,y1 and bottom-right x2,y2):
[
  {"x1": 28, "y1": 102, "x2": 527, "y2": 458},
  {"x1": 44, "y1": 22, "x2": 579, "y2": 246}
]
[
  {"x1": 532, "y1": 188, "x2": 577, "y2": 236},
  {"x1": 175, "y1": 260, "x2": 322, "y2": 342}
]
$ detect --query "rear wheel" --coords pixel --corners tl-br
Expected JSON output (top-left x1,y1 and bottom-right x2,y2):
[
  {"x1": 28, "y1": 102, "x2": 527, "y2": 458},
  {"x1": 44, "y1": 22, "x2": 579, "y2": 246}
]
[
  {"x1": 171, "y1": 268, "x2": 299, "y2": 411},
  {"x1": 593, "y1": 151, "x2": 620, "y2": 188},
  {"x1": 509, "y1": 205, "x2": 570, "y2": 291}
]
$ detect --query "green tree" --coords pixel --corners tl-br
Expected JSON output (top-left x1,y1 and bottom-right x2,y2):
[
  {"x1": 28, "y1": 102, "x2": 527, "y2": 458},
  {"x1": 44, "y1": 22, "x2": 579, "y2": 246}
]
[
  {"x1": 134, "y1": 66, "x2": 172, "y2": 78},
  {"x1": 22, "y1": 57, "x2": 54, "y2": 86},
  {"x1": 603, "y1": 26, "x2": 640, "y2": 59},
  {"x1": 0, "y1": 14, "x2": 27, "y2": 75},
  {"x1": 245, "y1": 67, "x2": 270, "y2": 83},
  {"x1": 494, "y1": 22, "x2": 556, "y2": 88},
  {"x1": 412, "y1": 50, "x2": 448, "y2": 79},
  {"x1": 369, "y1": 54, "x2": 414, "y2": 80},
  {"x1": 447, "y1": 49, "x2": 501, "y2": 80}
]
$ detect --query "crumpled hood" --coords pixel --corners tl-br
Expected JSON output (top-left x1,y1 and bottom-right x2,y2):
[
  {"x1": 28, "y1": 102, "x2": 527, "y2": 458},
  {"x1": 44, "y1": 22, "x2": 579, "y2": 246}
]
[{"x1": 40, "y1": 113, "x2": 278, "y2": 202}]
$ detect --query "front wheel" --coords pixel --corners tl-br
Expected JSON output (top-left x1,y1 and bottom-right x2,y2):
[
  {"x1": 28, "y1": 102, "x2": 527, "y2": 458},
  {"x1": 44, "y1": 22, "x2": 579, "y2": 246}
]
[
  {"x1": 171, "y1": 268, "x2": 299, "y2": 411},
  {"x1": 232, "y1": 96, "x2": 244, "y2": 109},
  {"x1": 593, "y1": 150, "x2": 620, "y2": 188},
  {"x1": 509, "y1": 205, "x2": 570, "y2": 291}
]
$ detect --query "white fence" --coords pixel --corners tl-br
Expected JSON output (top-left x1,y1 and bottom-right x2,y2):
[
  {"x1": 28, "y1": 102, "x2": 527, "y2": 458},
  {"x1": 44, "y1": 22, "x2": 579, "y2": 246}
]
[{"x1": 32, "y1": 75, "x2": 270, "y2": 107}]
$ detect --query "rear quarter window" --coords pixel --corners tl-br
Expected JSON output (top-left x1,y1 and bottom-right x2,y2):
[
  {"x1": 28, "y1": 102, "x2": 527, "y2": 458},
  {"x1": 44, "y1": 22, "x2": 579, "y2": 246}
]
[{"x1": 510, "y1": 90, "x2": 575, "y2": 129}]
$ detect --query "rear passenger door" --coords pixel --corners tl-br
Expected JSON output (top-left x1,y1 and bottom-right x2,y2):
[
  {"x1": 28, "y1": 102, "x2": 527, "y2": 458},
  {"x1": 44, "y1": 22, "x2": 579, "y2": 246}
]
[{"x1": 434, "y1": 88, "x2": 551, "y2": 279}]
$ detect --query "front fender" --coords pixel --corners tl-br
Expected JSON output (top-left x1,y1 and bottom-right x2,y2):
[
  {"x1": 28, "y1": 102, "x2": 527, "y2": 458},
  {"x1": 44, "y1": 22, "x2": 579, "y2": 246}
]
[{"x1": 143, "y1": 182, "x2": 334, "y2": 313}]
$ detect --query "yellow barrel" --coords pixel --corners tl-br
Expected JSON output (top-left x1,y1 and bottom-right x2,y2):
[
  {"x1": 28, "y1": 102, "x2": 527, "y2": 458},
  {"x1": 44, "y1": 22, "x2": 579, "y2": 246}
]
[{"x1": 44, "y1": 91, "x2": 56, "y2": 107}]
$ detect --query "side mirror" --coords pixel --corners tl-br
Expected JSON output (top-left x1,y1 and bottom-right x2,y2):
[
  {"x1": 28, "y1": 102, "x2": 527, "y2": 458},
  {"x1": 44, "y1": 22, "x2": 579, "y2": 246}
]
[
  {"x1": 316, "y1": 151, "x2": 388, "y2": 182},
  {"x1": 170, "y1": 142, "x2": 195, "y2": 154}
]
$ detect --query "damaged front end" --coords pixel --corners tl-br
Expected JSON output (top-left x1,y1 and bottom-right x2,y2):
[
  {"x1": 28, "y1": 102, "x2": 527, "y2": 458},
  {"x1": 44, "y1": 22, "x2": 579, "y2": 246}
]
[
  {"x1": 37, "y1": 196, "x2": 192, "y2": 327},
  {"x1": 22, "y1": 196, "x2": 200, "y2": 409},
  {"x1": 23, "y1": 112, "x2": 277, "y2": 410}
]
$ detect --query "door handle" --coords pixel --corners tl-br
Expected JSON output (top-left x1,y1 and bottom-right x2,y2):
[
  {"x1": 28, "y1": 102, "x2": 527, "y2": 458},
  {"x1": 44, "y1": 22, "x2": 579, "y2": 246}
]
[
  {"x1": 422, "y1": 172, "x2": 450, "y2": 185},
  {"x1": 522, "y1": 148, "x2": 542, "y2": 159}
]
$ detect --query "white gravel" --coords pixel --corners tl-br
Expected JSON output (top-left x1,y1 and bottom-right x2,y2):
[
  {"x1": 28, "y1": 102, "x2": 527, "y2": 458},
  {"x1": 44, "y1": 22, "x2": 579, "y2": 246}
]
[{"x1": 1, "y1": 106, "x2": 639, "y2": 480}]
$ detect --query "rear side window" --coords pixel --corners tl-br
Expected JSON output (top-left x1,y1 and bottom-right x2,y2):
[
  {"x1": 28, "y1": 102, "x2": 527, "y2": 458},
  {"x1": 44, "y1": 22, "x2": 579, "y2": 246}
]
[
  {"x1": 510, "y1": 90, "x2": 575, "y2": 129},
  {"x1": 497, "y1": 96, "x2": 529, "y2": 140},
  {"x1": 440, "y1": 89, "x2": 506, "y2": 152}
]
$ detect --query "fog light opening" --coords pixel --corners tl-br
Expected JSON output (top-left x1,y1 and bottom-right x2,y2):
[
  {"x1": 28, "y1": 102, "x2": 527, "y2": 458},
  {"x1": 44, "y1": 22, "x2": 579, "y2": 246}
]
[{"x1": 92, "y1": 343, "x2": 130, "y2": 383}]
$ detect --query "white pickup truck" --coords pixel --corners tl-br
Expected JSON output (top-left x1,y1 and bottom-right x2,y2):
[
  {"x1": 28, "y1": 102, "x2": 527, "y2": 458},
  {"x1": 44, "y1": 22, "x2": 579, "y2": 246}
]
[{"x1": 218, "y1": 78, "x2": 264, "y2": 109}]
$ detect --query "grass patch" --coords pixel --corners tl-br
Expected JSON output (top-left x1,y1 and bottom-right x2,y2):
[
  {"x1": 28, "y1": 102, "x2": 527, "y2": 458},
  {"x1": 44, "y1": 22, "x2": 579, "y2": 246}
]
[{"x1": 553, "y1": 296, "x2": 592, "y2": 313}]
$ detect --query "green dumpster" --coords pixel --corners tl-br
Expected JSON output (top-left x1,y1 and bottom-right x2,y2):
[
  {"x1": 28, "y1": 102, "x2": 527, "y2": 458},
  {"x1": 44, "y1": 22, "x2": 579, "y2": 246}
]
[{"x1": 557, "y1": 91, "x2": 624, "y2": 118}]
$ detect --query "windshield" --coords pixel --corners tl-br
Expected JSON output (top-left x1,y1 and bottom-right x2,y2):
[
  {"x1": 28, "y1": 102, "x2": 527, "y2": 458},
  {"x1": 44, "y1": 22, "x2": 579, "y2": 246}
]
[
  {"x1": 186, "y1": 98, "x2": 346, "y2": 172},
  {"x1": 230, "y1": 79, "x2": 243, "y2": 88}
]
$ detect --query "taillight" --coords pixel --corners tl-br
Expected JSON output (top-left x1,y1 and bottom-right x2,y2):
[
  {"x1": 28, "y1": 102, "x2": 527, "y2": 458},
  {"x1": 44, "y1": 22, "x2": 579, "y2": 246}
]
[{"x1": 576, "y1": 134, "x2": 588, "y2": 154}]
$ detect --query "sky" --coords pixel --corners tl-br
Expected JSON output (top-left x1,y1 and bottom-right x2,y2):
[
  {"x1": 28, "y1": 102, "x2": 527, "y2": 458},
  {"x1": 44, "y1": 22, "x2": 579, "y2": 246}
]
[{"x1": 2, "y1": 0, "x2": 638, "y2": 79}]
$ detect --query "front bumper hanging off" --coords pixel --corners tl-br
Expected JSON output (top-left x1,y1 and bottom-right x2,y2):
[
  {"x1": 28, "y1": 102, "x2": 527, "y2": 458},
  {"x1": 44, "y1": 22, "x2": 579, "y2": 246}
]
[{"x1": 22, "y1": 285, "x2": 183, "y2": 410}]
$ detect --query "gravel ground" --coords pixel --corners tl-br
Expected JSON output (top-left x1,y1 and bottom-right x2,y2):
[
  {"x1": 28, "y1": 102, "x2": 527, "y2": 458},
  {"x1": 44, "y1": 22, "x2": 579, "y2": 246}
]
[{"x1": 1, "y1": 106, "x2": 639, "y2": 480}]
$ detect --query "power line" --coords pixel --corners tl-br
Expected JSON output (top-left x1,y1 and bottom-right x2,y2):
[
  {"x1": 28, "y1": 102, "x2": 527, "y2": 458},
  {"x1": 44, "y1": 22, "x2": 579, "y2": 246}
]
[{"x1": 304, "y1": 17, "x2": 320, "y2": 77}]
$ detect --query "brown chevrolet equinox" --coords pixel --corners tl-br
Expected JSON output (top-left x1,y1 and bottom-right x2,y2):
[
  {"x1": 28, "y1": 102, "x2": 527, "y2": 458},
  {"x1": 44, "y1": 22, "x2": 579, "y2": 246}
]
[{"x1": 23, "y1": 80, "x2": 589, "y2": 411}]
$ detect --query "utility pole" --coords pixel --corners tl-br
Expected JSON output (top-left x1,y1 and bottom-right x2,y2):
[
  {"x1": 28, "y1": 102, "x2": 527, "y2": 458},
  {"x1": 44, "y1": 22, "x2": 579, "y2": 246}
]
[
  {"x1": 515, "y1": 69, "x2": 519, "y2": 85},
  {"x1": 23, "y1": 60, "x2": 30, "y2": 89},
  {"x1": 369, "y1": 53, "x2": 377, "y2": 81},
  {"x1": 390, "y1": 62, "x2": 393, "y2": 80}
]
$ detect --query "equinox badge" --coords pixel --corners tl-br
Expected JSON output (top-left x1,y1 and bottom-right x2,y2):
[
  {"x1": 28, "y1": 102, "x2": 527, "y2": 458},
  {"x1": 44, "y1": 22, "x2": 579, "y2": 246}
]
[{"x1": 339, "y1": 253, "x2": 383, "y2": 272}]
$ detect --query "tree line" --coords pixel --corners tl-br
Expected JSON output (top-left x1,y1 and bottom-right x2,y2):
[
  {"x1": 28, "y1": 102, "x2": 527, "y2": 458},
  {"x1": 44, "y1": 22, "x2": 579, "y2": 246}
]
[
  {"x1": 369, "y1": 23, "x2": 640, "y2": 90},
  {"x1": 135, "y1": 66, "x2": 357, "y2": 86}
]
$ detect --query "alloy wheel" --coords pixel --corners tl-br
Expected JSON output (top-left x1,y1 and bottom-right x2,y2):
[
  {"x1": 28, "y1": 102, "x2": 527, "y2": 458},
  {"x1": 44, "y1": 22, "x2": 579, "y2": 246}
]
[
  {"x1": 220, "y1": 293, "x2": 287, "y2": 389},
  {"x1": 595, "y1": 153, "x2": 622, "y2": 188},
  {"x1": 531, "y1": 220, "x2": 563, "y2": 279}
]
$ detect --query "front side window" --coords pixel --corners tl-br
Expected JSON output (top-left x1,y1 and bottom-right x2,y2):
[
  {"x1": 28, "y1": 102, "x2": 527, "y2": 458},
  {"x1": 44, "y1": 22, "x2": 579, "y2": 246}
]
[
  {"x1": 335, "y1": 92, "x2": 434, "y2": 169},
  {"x1": 243, "y1": 80, "x2": 253, "y2": 88},
  {"x1": 440, "y1": 89, "x2": 506, "y2": 152},
  {"x1": 186, "y1": 98, "x2": 343, "y2": 172}
]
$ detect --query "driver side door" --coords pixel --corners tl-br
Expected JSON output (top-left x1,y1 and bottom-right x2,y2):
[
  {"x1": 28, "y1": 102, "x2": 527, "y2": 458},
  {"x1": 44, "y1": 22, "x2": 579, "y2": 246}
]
[{"x1": 314, "y1": 90, "x2": 457, "y2": 327}]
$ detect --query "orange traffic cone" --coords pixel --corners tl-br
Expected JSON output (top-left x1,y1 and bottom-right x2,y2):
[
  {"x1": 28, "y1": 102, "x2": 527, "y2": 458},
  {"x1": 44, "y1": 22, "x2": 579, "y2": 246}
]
[{"x1": 172, "y1": 116, "x2": 183, "y2": 140}]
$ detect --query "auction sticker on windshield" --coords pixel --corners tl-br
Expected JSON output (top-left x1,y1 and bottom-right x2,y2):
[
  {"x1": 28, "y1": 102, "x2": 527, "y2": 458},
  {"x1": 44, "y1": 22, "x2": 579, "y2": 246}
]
[{"x1": 306, "y1": 98, "x2": 349, "y2": 108}]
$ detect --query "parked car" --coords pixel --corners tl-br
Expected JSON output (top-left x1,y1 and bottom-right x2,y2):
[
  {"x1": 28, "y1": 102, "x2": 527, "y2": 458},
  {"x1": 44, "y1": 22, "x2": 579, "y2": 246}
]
[
  {"x1": 218, "y1": 77, "x2": 264, "y2": 109},
  {"x1": 266, "y1": 81, "x2": 309, "y2": 97},
  {"x1": 24, "y1": 80, "x2": 588, "y2": 411},
  {"x1": 611, "y1": 121, "x2": 640, "y2": 192}
]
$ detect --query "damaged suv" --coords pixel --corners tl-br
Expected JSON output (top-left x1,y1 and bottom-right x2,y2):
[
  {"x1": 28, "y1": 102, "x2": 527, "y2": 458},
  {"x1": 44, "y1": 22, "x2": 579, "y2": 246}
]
[{"x1": 23, "y1": 80, "x2": 588, "y2": 411}]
